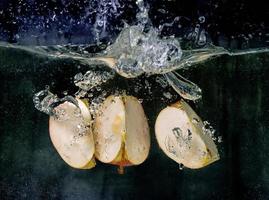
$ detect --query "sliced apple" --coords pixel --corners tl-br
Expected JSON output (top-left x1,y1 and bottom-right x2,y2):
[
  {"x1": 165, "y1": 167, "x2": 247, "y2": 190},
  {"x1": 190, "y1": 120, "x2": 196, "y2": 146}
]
[
  {"x1": 155, "y1": 100, "x2": 219, "y2": 169},
  {"x1": 49, "y1": 99, "x2": 95, "y2": 169},
  {"x1": 93, "y1": 95, "x2": 150, "y2": 173}
]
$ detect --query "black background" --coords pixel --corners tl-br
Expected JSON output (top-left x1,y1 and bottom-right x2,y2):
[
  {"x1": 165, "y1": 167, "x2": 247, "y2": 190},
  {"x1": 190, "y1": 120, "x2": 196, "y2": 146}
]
[{"x1": 0, "y1": 0, "x2": 268, "y2": 47}]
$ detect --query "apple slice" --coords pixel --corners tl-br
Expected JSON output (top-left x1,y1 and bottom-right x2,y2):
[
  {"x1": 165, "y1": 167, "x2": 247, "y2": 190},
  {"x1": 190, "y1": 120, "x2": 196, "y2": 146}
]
[
  {"x1": 155, "y1": 100, "x2": 219, "y2": 169},
  {"x1": 49, "y1": 99, "x2": 95, "y2": 169},
  {"x1": 93, "y1": 95, "x2": 150, "y2": 173}
]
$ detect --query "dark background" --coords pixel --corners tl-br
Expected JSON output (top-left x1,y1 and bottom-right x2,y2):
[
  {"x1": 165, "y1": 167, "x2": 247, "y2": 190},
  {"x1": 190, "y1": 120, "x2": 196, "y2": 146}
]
[
  {"x1": 0, "y1": 0, "x2": 268, "y2": 47},
  {"x1": 1, "y1": 0, "x2": 269, "y2": 200}
]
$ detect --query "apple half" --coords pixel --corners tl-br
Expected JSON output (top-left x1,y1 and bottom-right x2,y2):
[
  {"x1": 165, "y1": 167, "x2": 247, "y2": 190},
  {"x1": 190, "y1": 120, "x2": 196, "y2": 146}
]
[
  {"x1": 155, "y1": 100, "x2": 219, "y2": 169},
  {"x1": 93, "y1": 95, "x2": 150, "y2": 173},
  {"x1": 49, "y1": 99, "x2": 95, "y2": 169}
]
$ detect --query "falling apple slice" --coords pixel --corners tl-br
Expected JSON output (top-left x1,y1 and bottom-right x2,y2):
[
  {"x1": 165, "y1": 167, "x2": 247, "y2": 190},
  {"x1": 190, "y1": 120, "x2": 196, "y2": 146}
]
[
  {"x1": 155, "y1": 100, "x2": 219, "y2": 169},
  {"x1": 93, "y1": 95, "x2": 150, "y2": 173},
  {"x1": 49, "y1": 99, "x2": 96, "y2": 169}
]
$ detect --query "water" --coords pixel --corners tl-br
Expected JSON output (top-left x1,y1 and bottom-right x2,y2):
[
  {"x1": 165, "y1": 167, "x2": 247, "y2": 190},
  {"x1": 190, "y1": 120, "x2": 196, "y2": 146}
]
[
  {"x1": 25, "y1": 0, "x2": 268, "y2": 130},
  {"x1": 1, "y1": 0, "x2": 269, "y2": 199},
  {"x1": 2, "y1": 0, "x2": 269, "y2": 103},
  {"x1": 74, "y1": 70, "x2": 115, "y2": 97},
  {"x1": 1, "y1": 48, "x2": 269, "y2": 200}
]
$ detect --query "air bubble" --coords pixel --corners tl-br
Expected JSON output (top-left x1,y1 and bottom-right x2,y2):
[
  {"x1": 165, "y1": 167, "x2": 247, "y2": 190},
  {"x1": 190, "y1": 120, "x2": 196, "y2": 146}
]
[
  {"x1": 179, "y1": 163, "x2": 184, "y2": 170},
  {"x1": 198, "y1": 16, "x2": 205, "y2": 24}
]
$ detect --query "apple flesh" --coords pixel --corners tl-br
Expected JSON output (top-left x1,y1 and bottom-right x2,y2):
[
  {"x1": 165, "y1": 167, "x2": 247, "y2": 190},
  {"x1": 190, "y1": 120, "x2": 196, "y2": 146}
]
[
  {"x1": 49, "y1": 99, "x2": 95, "y2": 169},
  {"x1": 93, "y1": 95, "x2": 150, "y2": 173},
  {"x1": 155, "y1": 100, "x2": 219, "y2": 169}
]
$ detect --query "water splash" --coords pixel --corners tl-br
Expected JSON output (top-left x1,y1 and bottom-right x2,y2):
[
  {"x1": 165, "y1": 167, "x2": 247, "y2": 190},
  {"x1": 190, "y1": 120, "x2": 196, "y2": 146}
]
[
  {"x1": 202, "y1": 121, "x2": 222, "y2": 143},
  {"x1": 88, "y1": 93, "x2": 107, "y2": 119},
  {"x1": 33, "y1": 87, "x2": 78, "y2": 118},
  {"x1": 33, "y1": 88, "x2": 59, "y2": 116},
  {"x1": 92, "y1": 0, "x2": 125, "y2": 44},
  {"x1": 105, "y1": 24, "x2": 183, "y2": 77},
  {"x1": 74, "y1": 70, "x2": 115, "y2": 97},
  {"x1": 9, "y1": 0, "x2": 268, "y2": 107},
  {"x1": 164, "y1": 71, "x2": 202, "y2": 101},
  {"x1": 136, "y1": 0, "x2": 150, "y2": 26},
  {"x1": 155, "y1": 76, "x2": 168, "y2": 88}
]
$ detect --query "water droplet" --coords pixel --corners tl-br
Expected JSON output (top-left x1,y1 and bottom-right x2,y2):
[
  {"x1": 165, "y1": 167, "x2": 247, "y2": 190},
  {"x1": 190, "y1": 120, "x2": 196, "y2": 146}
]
[
  {"x1": 198, "y1": 16, "x2": 205, "y2": 24},
  {"x1": 179, "y1": 163, "x2": 184, "y2": 170},
  {"x1": 163, "y1": 92, "x2": 172, "y2": 99},
  {"x1": 217, "y1": 136, "x2": 222, "y2": 143},
  {"x1": 74, "y1": 70, "x2": 114, "y2": 98}
]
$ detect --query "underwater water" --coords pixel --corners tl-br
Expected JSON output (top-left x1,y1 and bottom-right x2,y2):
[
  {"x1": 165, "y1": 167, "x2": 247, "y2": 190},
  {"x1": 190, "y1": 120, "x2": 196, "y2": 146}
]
[
  {"x1": 1, "y1": 46, "x2": 269, "y2": 200},
  {"x1": 1, "y1": 0, "x2": 269, "y2": 199}
]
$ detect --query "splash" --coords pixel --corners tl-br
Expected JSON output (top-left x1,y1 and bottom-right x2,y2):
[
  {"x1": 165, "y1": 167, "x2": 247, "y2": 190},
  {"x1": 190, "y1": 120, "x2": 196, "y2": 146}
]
[
  {"x1": 74, "y1": 70, "x2": 115, "y2": 97},
  {"x1": 105, "y1": 25, "x2": 183, "y2": 77},
  {"x1": 33, "y1": 87, "x2": 79, "y2": 118},
  {"x1": 11, "y1": 0, "x2": 266, "y2": 110},
  {"x1": 202, "y1": 121, "x2": 222, "y2": 143}
]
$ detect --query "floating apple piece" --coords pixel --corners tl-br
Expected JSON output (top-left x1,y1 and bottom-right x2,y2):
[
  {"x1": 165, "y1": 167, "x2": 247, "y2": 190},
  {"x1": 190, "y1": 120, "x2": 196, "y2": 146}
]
[
  {"x1": 93, "y1": 95, "x2": 150, "y2": 173},
  {"x1": 155, "y1": 100, "x2": 219, "y2": 169},
  {"x1": 49, "y1": 99, "x2": 95, "y2": 169}
]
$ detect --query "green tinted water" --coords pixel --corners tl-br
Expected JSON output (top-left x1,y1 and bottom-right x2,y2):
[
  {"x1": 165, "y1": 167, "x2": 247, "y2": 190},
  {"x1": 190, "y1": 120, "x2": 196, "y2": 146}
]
[{"x1": 1, "y1": 50, "x2": 269, "y2": 199}]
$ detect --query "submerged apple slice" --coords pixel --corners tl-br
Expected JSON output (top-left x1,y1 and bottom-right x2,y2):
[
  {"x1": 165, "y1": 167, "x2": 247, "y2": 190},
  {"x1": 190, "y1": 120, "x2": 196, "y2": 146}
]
[
  {"x1": 93, "y1": 95, "x2": 150, "y2": 173},
  {"x1": 49, "y1": 99, "x2": 95, "y2": 169},
  {"x1": 155, "y1": 100, "x2": 219, "y2": 169}
]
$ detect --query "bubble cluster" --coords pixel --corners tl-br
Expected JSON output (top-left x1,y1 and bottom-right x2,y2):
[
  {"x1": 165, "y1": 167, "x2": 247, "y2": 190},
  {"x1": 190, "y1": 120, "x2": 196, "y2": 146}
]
[
  {"x1": 33, "y1": 88, "x2": 78, "y2": 118},
  {"x1": 106, "y1": 25, "x2": 183, "y2": 77},
  {"x1": 74, "y1": 70, "x2": 115, "y2": 97}
]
